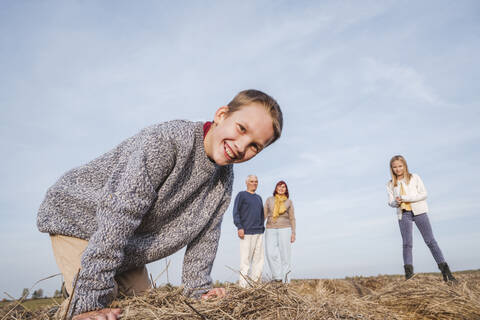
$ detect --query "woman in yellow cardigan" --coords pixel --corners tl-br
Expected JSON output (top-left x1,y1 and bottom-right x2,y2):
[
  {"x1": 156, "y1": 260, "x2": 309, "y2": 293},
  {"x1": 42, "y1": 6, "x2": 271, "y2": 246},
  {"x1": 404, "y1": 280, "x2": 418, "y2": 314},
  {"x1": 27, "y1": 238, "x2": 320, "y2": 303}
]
[{"x1": 264, "y1": 180, "x2": 296, "y2": 283}]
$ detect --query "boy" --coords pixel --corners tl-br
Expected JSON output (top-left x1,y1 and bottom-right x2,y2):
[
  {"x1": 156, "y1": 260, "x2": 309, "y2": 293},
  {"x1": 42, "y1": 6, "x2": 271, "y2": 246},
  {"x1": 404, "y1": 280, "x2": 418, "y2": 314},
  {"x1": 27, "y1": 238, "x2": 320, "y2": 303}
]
[{"x1": 37, "y1": 89, "x2": 283, "y2": 319}]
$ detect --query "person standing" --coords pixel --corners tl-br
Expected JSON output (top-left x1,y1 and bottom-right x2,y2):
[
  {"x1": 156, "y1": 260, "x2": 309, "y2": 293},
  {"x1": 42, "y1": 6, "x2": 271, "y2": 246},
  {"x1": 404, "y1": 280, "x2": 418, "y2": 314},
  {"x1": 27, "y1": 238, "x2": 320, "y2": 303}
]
[
  {"x1": 264, "y1": 180, "x2": 296, "y2": 283},
  {"x1": 233, "y1": 175, "x2": 265, "y2": 288},
  {"x1": 387, "y1": 155, "x2": 456, "y2": 281}
]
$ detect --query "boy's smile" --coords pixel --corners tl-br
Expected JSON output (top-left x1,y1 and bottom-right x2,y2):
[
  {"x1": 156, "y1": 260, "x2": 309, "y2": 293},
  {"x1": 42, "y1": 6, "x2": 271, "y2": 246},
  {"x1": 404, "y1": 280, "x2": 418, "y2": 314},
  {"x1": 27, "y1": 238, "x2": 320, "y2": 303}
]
[{"x1": 204, "y1": 103, "x2": 275, "y2": 166}]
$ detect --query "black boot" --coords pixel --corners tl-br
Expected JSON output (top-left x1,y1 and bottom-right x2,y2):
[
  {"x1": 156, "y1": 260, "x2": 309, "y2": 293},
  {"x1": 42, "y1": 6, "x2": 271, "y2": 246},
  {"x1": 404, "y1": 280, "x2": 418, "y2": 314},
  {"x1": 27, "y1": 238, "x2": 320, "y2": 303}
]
[
  {"x1": 404, "y1": 264, "x2": 414, "y2": 280},
  {"x1": 438, "y1": 262, "x2": 457, "y2": 282}
]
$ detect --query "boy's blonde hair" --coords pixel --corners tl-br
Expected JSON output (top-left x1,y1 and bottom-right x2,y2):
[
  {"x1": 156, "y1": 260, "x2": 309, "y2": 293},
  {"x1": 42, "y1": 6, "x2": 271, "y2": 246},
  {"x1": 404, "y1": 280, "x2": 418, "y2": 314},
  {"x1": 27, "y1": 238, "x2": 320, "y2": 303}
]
[
  {"x1": 390, "y1": 155, "x2": 412, "y2": 187},
  {"x1": 227, "y1": 89, "x2": 283, "y2": 145}
]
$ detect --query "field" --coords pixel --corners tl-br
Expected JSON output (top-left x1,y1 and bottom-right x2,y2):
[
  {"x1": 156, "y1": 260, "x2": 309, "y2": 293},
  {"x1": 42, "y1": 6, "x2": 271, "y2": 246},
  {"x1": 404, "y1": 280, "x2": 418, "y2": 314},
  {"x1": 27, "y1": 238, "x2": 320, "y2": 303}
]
[{"x1": 1, "y1": 270, "x2": 479, "y2": 319}]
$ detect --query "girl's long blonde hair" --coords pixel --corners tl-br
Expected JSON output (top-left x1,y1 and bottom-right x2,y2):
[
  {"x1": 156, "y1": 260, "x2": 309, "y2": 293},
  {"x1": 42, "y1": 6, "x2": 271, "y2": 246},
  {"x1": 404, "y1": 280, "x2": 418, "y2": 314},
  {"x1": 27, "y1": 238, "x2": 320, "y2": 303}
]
[{"x1": 390, "y1": 155, "x2": 412, "y2": 187}]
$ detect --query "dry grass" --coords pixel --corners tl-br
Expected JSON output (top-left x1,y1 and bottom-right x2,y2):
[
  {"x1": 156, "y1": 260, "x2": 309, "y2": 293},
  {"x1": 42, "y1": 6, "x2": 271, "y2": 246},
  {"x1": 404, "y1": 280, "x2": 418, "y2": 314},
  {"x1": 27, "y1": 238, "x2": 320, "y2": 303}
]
[{"x1": 2, "y1": 270, "x2": 479, "y2": 319}]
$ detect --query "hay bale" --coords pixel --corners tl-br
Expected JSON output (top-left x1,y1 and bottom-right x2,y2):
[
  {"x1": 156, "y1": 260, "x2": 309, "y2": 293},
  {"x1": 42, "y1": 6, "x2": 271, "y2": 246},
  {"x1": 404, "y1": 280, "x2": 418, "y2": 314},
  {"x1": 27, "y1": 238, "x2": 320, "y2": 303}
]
[
  {"x1": 3, "y1": 270, "x2": 480, "y2": 319},
  {"x1": 364, "y1": 274, "x2": 480, "y2": 319}
]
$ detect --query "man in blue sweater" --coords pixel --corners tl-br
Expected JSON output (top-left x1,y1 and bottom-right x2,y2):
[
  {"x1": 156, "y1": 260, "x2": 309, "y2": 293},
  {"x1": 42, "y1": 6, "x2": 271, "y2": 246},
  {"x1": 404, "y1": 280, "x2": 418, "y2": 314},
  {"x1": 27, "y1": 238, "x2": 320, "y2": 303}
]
[{"x1": 233, "y1": 175, "x2": 265, "y2": 288}]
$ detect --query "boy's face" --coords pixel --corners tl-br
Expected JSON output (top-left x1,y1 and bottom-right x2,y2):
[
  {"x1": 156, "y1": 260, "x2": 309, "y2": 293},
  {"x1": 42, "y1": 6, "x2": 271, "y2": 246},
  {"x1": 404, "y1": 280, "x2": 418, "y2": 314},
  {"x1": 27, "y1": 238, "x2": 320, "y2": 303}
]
[{"x1": 205, "y1": 103, "x2": 274, "y2": 166}]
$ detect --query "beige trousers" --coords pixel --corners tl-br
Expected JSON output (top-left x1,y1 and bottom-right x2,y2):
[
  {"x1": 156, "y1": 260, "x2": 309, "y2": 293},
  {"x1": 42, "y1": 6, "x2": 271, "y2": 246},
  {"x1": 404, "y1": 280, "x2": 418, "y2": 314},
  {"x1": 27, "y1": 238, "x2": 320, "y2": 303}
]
[
  {"x1": 50, "y1": 234, "x2": 151, "y2": 297},
  {"x1": 239, "y1": 234, "x2": 264, "y2": 288}
]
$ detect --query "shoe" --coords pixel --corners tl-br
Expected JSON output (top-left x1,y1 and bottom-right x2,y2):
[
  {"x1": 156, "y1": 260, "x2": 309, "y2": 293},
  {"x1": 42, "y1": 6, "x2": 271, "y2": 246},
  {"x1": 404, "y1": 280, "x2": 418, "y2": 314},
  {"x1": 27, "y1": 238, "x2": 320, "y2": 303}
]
[
  {"x1": 438, "y1": 262, "x2": 457, "y2": 282},
  {"x1": 404, "y1": 264, "x2": 414, "y2": 280}
]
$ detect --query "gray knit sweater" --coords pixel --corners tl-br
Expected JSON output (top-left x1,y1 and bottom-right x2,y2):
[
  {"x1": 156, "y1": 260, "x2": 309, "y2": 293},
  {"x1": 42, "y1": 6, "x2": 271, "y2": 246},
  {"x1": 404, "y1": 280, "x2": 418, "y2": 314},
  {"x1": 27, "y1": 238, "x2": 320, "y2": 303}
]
[{"x1": 37, "y1": 120, "x2": 233, "y2": 316}]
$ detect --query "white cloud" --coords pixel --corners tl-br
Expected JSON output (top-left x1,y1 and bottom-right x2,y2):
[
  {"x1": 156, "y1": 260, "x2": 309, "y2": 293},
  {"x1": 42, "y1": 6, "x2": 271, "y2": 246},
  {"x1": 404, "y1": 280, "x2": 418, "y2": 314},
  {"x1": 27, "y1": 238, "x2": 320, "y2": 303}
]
[{"x1": 361, "y1": 58, "x2": 440, "y2": 105}]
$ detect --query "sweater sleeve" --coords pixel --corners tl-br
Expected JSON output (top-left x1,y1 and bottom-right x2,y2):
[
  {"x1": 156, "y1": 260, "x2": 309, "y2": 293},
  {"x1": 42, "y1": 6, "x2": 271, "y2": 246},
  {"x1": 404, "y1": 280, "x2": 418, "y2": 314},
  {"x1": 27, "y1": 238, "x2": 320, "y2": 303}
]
[
  {"x1": 182, "y1": 193, "x2": 231, "y2": 297},
  {"x1": 232, "y1": 193, "x2": 244, "y2": 230},
  {"x1": 387, "y1": 182, "x2": 399, "y2": 208},
  {"x1": 264, "y1": 197, "x2": 272, "y2": 223},
  {"x1": 401, "y1": 174, "x2": 428, "y2": 203},
  {"x1": 264, "y1": 200, "x2": 268, "y2": 221},
  {"x1": 69, "y1": 133, "x2": 175, "y2": 316},
  {"x1": 260, "y1": 196, "x2": 265, "y2": 225},
  {"x1": 288, "y1": 201, "x2": 296, "y2": 234}
]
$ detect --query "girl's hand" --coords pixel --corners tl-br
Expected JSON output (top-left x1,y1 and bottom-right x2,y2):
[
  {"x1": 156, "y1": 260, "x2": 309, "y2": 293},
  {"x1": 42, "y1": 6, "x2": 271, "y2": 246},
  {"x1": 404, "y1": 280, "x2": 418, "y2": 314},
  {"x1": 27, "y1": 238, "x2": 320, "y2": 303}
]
[
  {"x1": 395, "y1": 196, "x2": 402, "y2": 205},
  {"x1": 291, "y1": 233, "x2": 296, "y2": 243},
  {"x1": 72, "y1": 308, "x2": 122, "y2": 320},
  {"x1": 201, "y1": 287, "x2": 226, "y2": 300}
]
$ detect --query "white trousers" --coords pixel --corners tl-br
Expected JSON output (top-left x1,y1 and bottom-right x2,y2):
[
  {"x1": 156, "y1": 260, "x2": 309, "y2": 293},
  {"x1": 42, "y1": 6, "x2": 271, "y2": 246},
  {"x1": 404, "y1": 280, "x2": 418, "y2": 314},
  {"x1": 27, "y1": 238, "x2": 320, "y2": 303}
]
[
  {"x1": 239, "y1": 233, "x2": 264, "y2": 288},
  {"x1": 265, "y1": 228, "x2": 292, "y2": 283}
]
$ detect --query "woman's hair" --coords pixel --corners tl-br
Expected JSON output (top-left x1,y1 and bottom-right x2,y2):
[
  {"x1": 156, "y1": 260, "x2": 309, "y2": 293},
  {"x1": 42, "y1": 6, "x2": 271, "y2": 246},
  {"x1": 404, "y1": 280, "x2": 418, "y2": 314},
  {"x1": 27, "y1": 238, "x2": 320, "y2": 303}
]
[
  {"x1": 389, "y1": 155, "x2": 412, "y2": 187},
  {"x1": 273, "y1": 180, "x2": 289, "y2": 198},
  {"x1": 227, "y1": 89, "x2": 283, "y2": 145}
]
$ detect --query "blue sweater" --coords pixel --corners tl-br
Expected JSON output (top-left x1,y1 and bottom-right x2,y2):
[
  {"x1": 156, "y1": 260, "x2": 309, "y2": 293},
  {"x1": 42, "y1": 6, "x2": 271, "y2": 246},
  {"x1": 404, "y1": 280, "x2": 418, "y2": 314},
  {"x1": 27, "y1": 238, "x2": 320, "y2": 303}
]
[{"x1": 232, "y1": 191, "x2": 264, "y2": 235}]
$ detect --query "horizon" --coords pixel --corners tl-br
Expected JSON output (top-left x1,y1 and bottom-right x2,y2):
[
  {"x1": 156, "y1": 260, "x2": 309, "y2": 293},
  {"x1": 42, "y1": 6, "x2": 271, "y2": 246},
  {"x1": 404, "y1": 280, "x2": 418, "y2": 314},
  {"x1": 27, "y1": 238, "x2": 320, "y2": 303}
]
[{"x1": 7, "y1": 267, "x2": 480, "y2": 300}]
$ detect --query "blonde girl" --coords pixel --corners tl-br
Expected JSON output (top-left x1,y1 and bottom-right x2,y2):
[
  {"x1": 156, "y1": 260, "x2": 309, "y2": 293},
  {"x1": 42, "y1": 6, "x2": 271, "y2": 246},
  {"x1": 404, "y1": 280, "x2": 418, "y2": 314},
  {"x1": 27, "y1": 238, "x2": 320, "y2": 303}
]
[{"x1": 387, "y1": 155, "x2": 456, "y2": 281}]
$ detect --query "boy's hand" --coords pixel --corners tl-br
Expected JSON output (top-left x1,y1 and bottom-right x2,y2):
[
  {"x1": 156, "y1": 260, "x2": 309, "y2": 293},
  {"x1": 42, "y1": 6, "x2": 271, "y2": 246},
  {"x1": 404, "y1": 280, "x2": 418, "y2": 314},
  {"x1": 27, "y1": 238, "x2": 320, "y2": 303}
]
[
  {"x1": 237, "y1": 229, "x2": 245, "y2": 239},
  {"x1": 201, "y1": 287, "x2": 226, "y2": 300},
  {"x1": 72, "y1": 308, "x2": 122, "y2": 320}
]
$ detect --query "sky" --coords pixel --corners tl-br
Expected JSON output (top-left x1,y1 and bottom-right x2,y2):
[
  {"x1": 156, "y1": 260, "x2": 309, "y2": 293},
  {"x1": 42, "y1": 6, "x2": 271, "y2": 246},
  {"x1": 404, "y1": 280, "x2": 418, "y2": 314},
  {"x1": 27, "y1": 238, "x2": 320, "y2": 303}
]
[{"x1": 1, "y1": 0, "x2": 479, "y2": 298}]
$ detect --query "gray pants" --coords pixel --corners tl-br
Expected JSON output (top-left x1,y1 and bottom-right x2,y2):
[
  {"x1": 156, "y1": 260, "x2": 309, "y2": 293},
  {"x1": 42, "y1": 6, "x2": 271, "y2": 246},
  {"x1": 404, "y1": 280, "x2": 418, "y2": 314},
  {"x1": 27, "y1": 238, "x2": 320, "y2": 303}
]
[{"x1": 398, "y1": 211, "x2": 446, "y2": 265}]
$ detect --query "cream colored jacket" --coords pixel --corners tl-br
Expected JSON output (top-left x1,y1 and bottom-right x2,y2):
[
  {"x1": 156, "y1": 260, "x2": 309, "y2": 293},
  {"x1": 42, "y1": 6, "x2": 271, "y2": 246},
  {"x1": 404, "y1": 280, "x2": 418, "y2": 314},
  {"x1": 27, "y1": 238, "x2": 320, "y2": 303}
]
[{"x1": 387, "y1": 173, "x2": 428, "y2": 220}]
